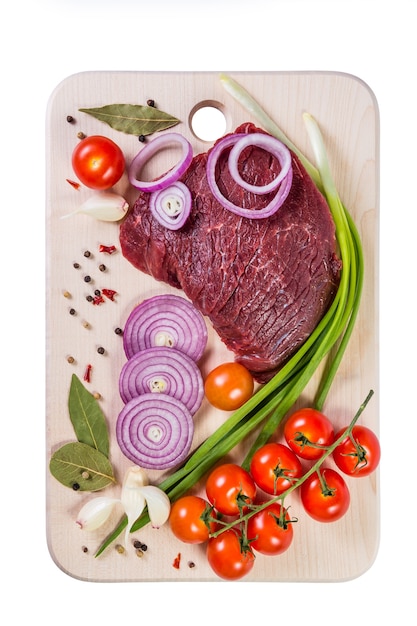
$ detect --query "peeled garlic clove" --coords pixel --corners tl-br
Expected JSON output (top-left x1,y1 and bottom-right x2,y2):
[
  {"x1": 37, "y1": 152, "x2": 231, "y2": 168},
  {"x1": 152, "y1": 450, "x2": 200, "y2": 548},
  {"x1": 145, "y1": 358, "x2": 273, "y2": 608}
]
[
  {"x1": 76, "y1": 496, "x2": 119, "y2": 531},
  {"x1": 62, "y1": 191, "x2": 129, "y2": 221},
  {"x1": 140, "y1": 485, "x2": 171, "y2": 528}
]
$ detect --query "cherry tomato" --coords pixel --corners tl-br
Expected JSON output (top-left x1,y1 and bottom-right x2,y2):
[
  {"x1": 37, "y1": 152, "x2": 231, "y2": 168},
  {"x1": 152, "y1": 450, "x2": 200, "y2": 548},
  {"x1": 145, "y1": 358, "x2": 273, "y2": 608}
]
[
  {"x1": 206, "y1": 529, "x2": 255, "y2": 580},
  {"x1": 333, "y1": 425, "x2": 380, "y2": 477},
  {"x1": 169, "y1": 495, "x2": 217, "y2": 544},
  {"x1": 247, "y1": 502, "x2": 294, "y2": 556},
  {"x1": 72, "y1": 135, "x2": 125, "y2": 189},
  {"x1": 284, "y1": 408, "x2": 335, "y2": 460},
  {"x1": 204, "y1": 362, "x2": 254, "y2": 411},
  {"x1": 250, "y1": 442, "x2": 303, "y2": 495},
  {"x1": 205, "y1": 463, "x2": 256, "y2": 516},
  {"x1": 300, "y1": 468, "x2": 350, "y2": 522}
]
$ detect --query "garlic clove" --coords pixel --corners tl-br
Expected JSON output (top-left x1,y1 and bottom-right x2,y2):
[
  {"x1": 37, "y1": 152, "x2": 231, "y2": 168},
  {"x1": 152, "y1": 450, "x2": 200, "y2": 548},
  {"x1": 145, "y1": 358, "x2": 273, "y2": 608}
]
[
  {"x1": 76, "y1": 496, "x2": 119, "y2": 531},
  {"x1": 140, "y1": 485, "x2": 171, "y2": 528},
  {"x1": 62, "y1": 191, "x2": 129, "y2": 222}
]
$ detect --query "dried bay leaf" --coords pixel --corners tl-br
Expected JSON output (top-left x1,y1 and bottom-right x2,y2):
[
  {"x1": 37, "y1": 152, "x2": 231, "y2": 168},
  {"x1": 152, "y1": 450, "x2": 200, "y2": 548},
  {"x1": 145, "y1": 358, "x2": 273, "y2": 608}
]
[
  {"x1": 68, "y1": 374, "x2": 109, "y2": 458},
  {"x1": 49, "y1": 442, "x2": 116, "y2": 491},
  {"x1": 79, "y1": 103, "x2": 180, "y2": 136}
]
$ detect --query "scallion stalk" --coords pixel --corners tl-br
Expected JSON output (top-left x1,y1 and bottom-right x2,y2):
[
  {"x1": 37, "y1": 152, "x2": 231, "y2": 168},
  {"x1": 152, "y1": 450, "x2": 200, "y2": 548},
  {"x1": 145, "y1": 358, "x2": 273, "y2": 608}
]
[{"x1": 94, "y1": 77, "x2": 365, "y2": 557}]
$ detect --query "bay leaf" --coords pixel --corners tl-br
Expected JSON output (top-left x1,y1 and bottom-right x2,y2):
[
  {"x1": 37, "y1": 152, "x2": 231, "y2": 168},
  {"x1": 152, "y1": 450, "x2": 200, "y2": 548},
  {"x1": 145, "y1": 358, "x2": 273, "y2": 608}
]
[
  {"x1": 49, "y1": 442, "x2": 116, "y2": 491},
  {"x1": 78, "y1": 103, "x2": 180, "y2": 136},
  {"x1": 68, "y1": 374, "x2": 109, "y2": 457}
]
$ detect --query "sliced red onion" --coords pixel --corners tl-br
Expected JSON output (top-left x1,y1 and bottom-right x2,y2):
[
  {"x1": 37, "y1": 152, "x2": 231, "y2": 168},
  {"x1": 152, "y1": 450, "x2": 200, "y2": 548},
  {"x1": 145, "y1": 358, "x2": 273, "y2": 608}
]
[
  {"x1": 129, "y1": 132, "x2": 193, "y2": 192},
  {"x1": 228, "y1": 133, "x2": 292, "y2": 195},
  {"x1": 123, "y1": 294, "x2": 207, "y2": 362},
  {"x1": 119, "y1": 346, "x2": 204, "y2": 415},
  {"x1": 116, "y1": 393, "x2": 194, "y2": 470},
  {"x1": 206, "y1": 132, "x2": 293, "y2": 219},
  {"x1": 149, "y1": 181, "x2": 192, "y2": 230}
]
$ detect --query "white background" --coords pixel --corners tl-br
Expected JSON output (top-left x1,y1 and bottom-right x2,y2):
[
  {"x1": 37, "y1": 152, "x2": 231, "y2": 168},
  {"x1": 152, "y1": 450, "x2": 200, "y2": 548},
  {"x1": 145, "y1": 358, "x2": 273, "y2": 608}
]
[{"x1": 2, "y1": 0, "x2": 415, "y2": 622}]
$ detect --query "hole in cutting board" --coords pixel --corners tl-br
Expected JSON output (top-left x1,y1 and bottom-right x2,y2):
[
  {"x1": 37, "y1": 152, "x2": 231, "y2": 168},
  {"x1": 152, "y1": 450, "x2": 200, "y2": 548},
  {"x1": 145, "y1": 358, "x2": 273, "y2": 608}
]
[{"x1": 189, "y1": 101, "x2": 227, "y2": 142}]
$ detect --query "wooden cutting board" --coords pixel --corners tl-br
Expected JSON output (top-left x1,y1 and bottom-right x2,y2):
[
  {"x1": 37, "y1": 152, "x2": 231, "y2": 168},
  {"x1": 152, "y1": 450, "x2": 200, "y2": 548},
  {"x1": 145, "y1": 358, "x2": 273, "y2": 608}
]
[{"x1": 46, "y1": 71, "x2": 379, "y2": 582}]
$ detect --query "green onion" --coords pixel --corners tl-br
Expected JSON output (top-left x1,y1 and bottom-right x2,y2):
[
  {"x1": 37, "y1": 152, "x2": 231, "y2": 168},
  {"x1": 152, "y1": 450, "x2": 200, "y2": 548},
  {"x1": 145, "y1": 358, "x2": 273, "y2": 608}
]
[{"x1": 94, "y1": 76, "x2": 364, "y2": 557}]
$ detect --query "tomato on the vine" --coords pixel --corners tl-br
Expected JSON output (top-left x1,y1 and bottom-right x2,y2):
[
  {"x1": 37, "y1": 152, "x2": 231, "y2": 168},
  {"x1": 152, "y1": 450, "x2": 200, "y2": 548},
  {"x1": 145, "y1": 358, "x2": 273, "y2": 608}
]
[
  {"x1": 169, "y1": 495, "x2": 217, "y2": 544},
  {"x1": 204, "y1": 362, "x2": 254, "y2": 411},
  {"x1": 333, "y1": 425, "x2": 380, "y2": 477},
  {"x1": 206, "y1": 529, "x2": 255, "y2": 580},
  {"x1": 250, "y1": 442, "x2": 303, "y2": 495},
  {"x1": 205, "y1": 463, "x2": 256, "y2": 516},
  {"x1": 284, "y1": 408, "x2": 335, "y2": 460},
  {"x1": 300, "y1": 468, "x2": 350, "y2": 522},
  {"x1": 247, "y1": 502, "x2": 294, "y2": 556},
  {"x1": 72, "y1": 135, "x2": 125, "y2": 189}
]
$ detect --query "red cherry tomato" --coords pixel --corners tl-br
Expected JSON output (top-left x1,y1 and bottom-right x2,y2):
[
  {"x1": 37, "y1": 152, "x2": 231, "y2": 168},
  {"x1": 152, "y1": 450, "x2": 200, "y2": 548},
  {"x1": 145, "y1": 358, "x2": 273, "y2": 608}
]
[
  {"x1": 247, "y1": 502, "x2": 294, "y2": 556},
  {"x1": 284, "y1": 408, "x2": 335, "y2": 460},
  {"x1": 333, "y1": 425, "x2": 380, "y2": 477},
  {"x1": 204, "y1": 362, "x2": 254, "y2": 411},
  {"x1": 205, "y1": 463, "x2": 256, "y2": 516},
  {"x1": 300, "y1": 468, "x2": 350, "y2": 522},
  {"x1": 206, "y1": 529, "x2": 255, "y2": 580},
  {"x1": 169, "y1": 495, "x2": 217, "y2": 544},
  {"x1": 250, "y1": 442, "x2": 303, "y2": 495},
  {"x1": 72, "y1": 135, "x2": 125, "y2": 189}
]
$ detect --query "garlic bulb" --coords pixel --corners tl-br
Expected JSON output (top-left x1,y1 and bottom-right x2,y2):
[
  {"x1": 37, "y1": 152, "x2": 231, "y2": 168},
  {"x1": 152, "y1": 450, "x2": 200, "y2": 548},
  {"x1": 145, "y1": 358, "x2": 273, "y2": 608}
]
[{"x1": 62, "y1": 191, "x2": 129, "y2": 222}]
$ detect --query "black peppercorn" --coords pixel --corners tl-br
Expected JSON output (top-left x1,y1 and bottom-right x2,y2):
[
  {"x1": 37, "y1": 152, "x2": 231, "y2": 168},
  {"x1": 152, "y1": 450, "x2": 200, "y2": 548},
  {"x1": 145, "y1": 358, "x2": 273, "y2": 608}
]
[
  {"x1": 147, "y1": 99, "x2": 155, "y2": 107},
  {"x1": 94, "y1": 289, "x2": 101, "y2": 296},
  {"x1": 84, "y1": 275, "x2": 91, "y2": 283},
  {"x1": 138, "y1": 135, "x2": 146, "y2": 142},
  {"x1": 67, "y1": 115, "x2": 75, "y2": 123},
  {"x1": 72, "y1": 482, "x2": 80, "y2": 491},
  {"x1": 115, "y1": 327, "x2": 123, "y2": 335},
  {"x1": 84, "y1": 250, "x2": 91, "y2": 258},
  {"x1": 69, "y1": 308, "x2": 76, "y2": 315},
  {"x1": 99, "y1": 264, "x2": 106, "y2": 272},
  {"x1": 86, "y1": 295, "x2": 93, "y2": 302},
  {"x1": 97, "y1": 346, "x2": 105, "y2": 355},
  {"x1": 73, "y1": 262, "x2": 80, "y2": 269}
]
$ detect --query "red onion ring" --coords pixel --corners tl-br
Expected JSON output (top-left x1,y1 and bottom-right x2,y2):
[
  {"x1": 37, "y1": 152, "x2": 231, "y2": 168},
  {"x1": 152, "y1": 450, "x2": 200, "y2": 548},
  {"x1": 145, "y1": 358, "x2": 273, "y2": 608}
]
[
  {"x1": 119, "y1": 346, "x2": 204, "y2": 415},
  {"x1": 149, "y1": 181, "x2": 192, "y2": 230},
  {"x1": 123, "y1": 294, "x2": 208, "y2": 362},
  {"x1": 206, "y1": 132, "x2": 293, "y2": 219},
  {"x1": 116, "y1": 393, "x2": 194, "y2": 470},
  {"x1": 129, "y1": 133, "x2": 193, "y2": 192},
  {"x1": 228, "y1": 133, "x2": 292, "y2": 195}
]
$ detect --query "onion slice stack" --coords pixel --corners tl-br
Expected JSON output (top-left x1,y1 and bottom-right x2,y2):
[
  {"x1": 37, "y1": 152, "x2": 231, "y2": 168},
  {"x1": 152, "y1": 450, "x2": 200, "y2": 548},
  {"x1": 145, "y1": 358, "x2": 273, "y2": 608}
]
[
  {"x1": 119, "y1": 346, "x2": 204, "y2": 415},
  {"x1": 123, "y1": 294, "x2": 208, "y2": 362},
  {"x1": 116, "y1": 393, "x2": 194, "y2": 470},
  {"x1": 206, "y1": 132, "x2": 293, "y2": 219}
]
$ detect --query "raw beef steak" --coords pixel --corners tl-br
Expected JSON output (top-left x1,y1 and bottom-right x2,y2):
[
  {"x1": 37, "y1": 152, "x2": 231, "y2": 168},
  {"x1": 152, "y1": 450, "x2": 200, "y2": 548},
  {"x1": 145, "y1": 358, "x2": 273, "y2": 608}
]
[{"x1": 120, "y1": 123, "x2": 341, "y2": 383}]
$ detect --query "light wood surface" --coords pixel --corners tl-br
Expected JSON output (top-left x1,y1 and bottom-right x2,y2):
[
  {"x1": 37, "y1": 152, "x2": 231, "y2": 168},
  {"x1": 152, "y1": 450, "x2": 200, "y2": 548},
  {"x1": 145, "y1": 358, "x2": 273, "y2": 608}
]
[{"x1": 46, "y1": 71, "x2": 379, "y2": 582}]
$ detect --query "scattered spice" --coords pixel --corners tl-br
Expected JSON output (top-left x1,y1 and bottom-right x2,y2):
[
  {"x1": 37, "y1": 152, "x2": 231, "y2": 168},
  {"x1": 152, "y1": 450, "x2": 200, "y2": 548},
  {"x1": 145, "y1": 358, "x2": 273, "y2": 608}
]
[
  {"x1": 172, "y1": 553, "x2": 181, "y2": 569},
  {"x1": 81, "y1": 471, "x2": 90, "y2": 480},
  {"x1": 84, "y1": 275, "x2": 92, "y2": 283},
  {"x1": 115, "y1": 544, "x2": 125, "y2": 554},
  {"x1": 63, "y1": 290, "x2": 71, "y2": 298},
  {"x1": 138, "y1": 135, "x2": 146, "y2": 143},
  {"x1": 136, "y1": 549, "x2": 144, "y2": 558},
  {"x1": 67, "y1": 115, "x2": 75, "y2": 123},
  {"x1": 73, "y1": 262, "x2": 81, "y2": 269},
  {"x1": 69, "y1": 308, "x2": 76, "y2": 316},
  {"x1": 77, "y1": 131, "x2": 86, "y2": 139},
  {"x1": 66, "y1": 179, "x2": 80, "y2": 190},
  {"x1": 83, "y1": 364, "x2": 92, "y2": 383},
  {"x1": 99, "y1": 264, "x2": 106, "y2": 272},
  {"x1": 99, "y1": 244, "x2": 117, "y2": 255},
  {"x1": 102, "y1": 288, "x2": 117, "y2": 301},
  {"x1": 82, "y1": 320, "x2": 90, "y2": 329},
  {"x1": 84, "y1": 250, "x2": 92, "y2": 258},
  {"x1": 115, "y1": 327, "x2": 123, "y2": 336},
  {"x1": 66, "y1": 355, "x2": 75, "y2": 364},
  {"x1": 97, "y1": 346, "x2": 105, "y2": 355},
  {"x1": 93, "y1": 295, "x2": 105, "y2": 305},
  {"x1": 188, "y1": 561, "x2": 196, "y2": 569},
  {"x1": 72, "y1": 482, "x2": 80, "y2": 491},
  {"x1": 81, "y1": 545, "x2": 88, "y2": 553},
  {"x1": 92, "y1": 391, "x2": 101, "y2": 400},
  {"x1": 86, "y1": 295, "x2": 93, "y2": 302},
  {"x1": 147, "y1": 99, "x2": 156, "y2": 107}
]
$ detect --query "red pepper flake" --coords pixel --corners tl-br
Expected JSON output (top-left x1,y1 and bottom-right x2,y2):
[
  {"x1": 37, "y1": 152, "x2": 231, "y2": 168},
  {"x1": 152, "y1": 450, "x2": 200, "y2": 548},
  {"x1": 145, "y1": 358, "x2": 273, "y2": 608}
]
[
  {"x1": 66, "y1": 179, "x2": 81, "y2": 190},
  {"x1": 172, "y1": 553, "x2": 181, "y2": 569},
  {"x1": 83, "y1": 364, "x2": 92, "y2": 383},
  {"x1": 102, "y1": 288, "x2": 117, "y2": 301},
  {"x1": 99, "y1": 244, "x2": 117, "y2": 255},
  {"x1": 92, "y1": 295, "x2": 105, "y2": 305}
]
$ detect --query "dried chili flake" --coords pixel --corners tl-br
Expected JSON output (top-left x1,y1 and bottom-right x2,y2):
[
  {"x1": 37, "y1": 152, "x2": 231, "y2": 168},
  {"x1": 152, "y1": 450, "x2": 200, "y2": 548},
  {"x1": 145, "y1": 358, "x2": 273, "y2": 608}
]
[
  {"x1": 66, "y1": 178, "x2": 81, "y2": 190},
  {"x1": 99, "y1": 244, "x2": 117, "y2": 255},
  {"x1": 102, "y1": 288, "x2": 117, "y2": 301},
  {"x1": 172, "y1": 553, "x2": 181, "y2": 569},
  {"x1": 92, "y1": 295, "x2": 105, "y2": 306},
  {"x1": 83, "y1": 364, "x2": 92, "y2": 383}
]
